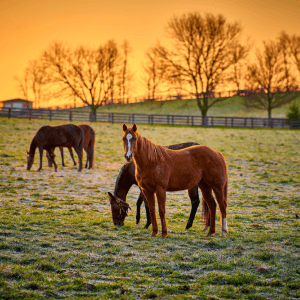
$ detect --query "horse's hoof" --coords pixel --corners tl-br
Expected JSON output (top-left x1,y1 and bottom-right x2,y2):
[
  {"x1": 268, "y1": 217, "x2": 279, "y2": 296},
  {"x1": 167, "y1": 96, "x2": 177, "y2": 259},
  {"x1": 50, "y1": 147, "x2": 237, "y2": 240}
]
[
  {"x1": 202, "y1": 225, "x2": 210, "y2": 231},
  {"x1": 185, "y1": 223, "x2": 192, "y2": 230},
  {"x1": 221, "y1": 230, "x2": 228, "y2": 237},
  {"x1": 144, "y1": 222, "x2": 151, "y2": 229},
  {"x1": 161, "y1": 233, "x2": 168, "y2": 238},
  {"x1": 151, "y1": 232, "x2": 158, "y2": 237},
  {"x1": 206, "y1": 231, "x2": 215, "y2": 237}
]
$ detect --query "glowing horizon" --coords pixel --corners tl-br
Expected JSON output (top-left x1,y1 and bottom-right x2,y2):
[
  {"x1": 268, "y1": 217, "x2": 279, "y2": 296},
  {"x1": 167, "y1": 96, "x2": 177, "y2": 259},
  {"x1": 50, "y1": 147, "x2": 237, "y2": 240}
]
[{"x1": 1, "y1": 0, "x2": 299, "y2": 108}]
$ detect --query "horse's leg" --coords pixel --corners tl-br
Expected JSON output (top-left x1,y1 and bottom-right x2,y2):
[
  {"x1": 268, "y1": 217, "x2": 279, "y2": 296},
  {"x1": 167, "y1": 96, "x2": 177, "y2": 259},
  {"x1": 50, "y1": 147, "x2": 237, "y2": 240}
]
[
  {"x1": 52, "y1": 156, "x2": 58, "y2": 172},
  {"x1": 59, "y1": 146, "x2": 64, "y2": 166},
  {"x1": 198, "y1": 181, "x2": 216, "y2": 236},
  {"x1": 136, "y1": 192, "x2": 143, "y2": 224},
  {"x1": 68, "y1": 147, "x2": 76, "y2": 166},
  {"x1": 85, "y1": 149, "x2": 89, "y2": 169},
  {"x1": 202, "y1": 200, "x2": 211, "y2": 232},
  {"x1": 73, "y1": 145, "x2": 83, "y2": 172},
  {"x1": 136, "y1": 192, "x2": 151, "y2": 228},
  {"x1": 142, "y1": 189, "x2": 158, "y2": 237},
  {"x1": 185, "y1": 186, "x2": 200, "y2": 230},
  {"x1": 156, "y1": 186, "x2": 168, "y2": 238},
  {"x1": 37, "y1": 147, "x2": 43, "y2": 171},
  {"x1": 143, "y1": 196, "x2": 151, "y2": 229},
  {"x1": 212, "y1": 183, "x2": 228, "y2": 237}
]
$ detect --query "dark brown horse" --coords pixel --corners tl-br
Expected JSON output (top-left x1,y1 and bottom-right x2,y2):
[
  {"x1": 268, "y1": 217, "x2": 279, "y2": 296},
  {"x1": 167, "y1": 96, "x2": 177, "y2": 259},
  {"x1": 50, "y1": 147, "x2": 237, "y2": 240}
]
[
  {"x1": 27, "y1": 124, "x2": 84, "y2": 172},
  {"x1": 108, "y1": 142, "x2": 210, "y2": 229},
  {"x1": 122, "y1": 124, "x2": 228, "y2": 238},
  {"x1": 46, "y1": 124, "x2": 95, "y2": 169}
]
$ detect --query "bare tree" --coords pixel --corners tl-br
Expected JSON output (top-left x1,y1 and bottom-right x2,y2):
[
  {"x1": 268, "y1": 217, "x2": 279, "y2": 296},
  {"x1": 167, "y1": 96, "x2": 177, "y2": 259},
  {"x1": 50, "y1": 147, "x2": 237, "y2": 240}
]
[
  {"x1": 154, "y1": 13, "x2": 247, "y2": 120},
  {"x1": 118, "y1": 40, "x2": 133, "y2": 104},
  {"x1": 289, "y1": 34, "x2": 300, "y2": 77},
  {"x1": 244, "y1": 40, "x2": 298, "y2": 118},
  {"x1": 42, "y1": 40, "x2": 125, "y2": 120},
  {"x1": 278, "y1": 32, "x2": 298, "y2": 91},
  {"x1": 15, "y1": 59, "x2": 48, "y2": 108},
  {"x1": 143, "y1": 47, "x2": 166, "y2": 100},
  {"x1": 227, "y1": 44, "x2": 250, "y2": 94}
]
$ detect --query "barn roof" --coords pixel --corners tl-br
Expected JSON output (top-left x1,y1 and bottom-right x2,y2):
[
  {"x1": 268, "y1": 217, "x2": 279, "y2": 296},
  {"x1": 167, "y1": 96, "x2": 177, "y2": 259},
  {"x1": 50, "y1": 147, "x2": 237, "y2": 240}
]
[{"x1": 1, "y1": 98, "x2": 33, "y2": 103}]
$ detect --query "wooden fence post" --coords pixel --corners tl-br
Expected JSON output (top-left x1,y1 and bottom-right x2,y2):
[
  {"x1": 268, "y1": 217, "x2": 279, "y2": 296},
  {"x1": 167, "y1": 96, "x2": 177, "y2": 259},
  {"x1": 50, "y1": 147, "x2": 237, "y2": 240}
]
[
  {"x1": 8, "y1": 108, "x2": 11, "y2": 119},
  {"x1": 69, "y1": 111, "x2": 72, "y2": 122},
  {"x1": 49, "y1": 109, "x2": 52, "y2": 121},
  {"x1": 28, "y1": 109, "x2": 31, "y2": 120}
]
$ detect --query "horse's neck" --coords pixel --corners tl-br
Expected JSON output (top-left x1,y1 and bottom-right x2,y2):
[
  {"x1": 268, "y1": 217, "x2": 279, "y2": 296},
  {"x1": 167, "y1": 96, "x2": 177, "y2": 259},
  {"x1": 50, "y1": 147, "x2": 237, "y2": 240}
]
[
  {"x1": 114, "y1": 163, "x2": 135, "y2": 200},
  {"x1": 29, "y1": 138, "x2": 37, "y2": 156},
  {"x1": 133, "y1": 135, "x2": 158, "y2": 170}
]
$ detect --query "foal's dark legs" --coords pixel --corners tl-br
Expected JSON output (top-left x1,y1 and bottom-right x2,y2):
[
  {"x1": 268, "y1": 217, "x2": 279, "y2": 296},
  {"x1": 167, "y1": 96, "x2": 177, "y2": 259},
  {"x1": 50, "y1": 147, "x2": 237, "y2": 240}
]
[
  {"x1": 136, "y1": 192, "x2": 151, "y2": 228},
  {"x1": 185, "y1": 186, "x2": 200, "y2": 230}
]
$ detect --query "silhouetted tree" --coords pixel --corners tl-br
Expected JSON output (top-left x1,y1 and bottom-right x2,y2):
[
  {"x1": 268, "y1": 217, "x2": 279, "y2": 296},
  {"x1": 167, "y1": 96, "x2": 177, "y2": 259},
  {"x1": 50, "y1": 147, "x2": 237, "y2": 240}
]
[
  {"x1": 154, "y1": 12, "x2": 247, "y2": 120},
  {"x1": 42, "y1": 40, "x2": 129, "y2": 120},
  {"x1": 142, "y1": 48, "x2": 166, "y2": 100},
  {"x1": 227, "y1": 44, "x2": 250, "y2": 94},
  {"x1": 118, "y1": 40, "x2": 133, "y2": 103},
  {"x1": 244, "y1": 40, "x2": 299, "y2": 118},
  {"x1": 15, "y1": 59, "x2": 48, "y2": 108}
]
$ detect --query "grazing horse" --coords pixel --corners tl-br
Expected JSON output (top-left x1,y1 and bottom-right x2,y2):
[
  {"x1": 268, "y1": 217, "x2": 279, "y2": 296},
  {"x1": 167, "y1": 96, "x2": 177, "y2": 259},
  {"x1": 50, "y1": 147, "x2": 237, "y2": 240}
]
[
  {"x1": 108, "y1": 142, "x2": 211, "y2": 229},
  {"x1": 46, "y1": 124, "x2": 95, "y2": 169},
  {"x1": 27, "y1": 124, "x2": 84, "y2": 172},
  {"x1": 122, "y1": 124, "x2": 228, "y2": 238}
]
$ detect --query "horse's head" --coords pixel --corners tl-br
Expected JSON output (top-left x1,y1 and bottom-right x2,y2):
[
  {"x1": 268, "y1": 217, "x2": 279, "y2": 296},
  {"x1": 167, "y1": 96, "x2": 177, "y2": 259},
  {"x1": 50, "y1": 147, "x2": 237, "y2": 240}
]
[
  {"x1": 108, "y1": 192, "x2": 131, "y2": 226},
  {"x1": 26, "y1": 151, "x2": 34, "y2": 170},
  {"x1": 122, "y1": 123, "x2": 138, "y2": 162},
  {"x1": 46, "y1": 151, "x2": 55, "y2": 167}
]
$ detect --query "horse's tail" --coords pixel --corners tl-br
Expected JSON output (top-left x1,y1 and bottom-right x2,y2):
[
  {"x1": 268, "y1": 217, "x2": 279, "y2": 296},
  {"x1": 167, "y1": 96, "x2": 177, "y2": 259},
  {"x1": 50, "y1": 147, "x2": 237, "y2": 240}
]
[
  {"x1": 202, "y1": 199, "x2": 210, "y2": 226},
  {"x1": 219, "y1": 152, "x2": 228, "y2": 225},
  {"x1": 89, "y1": 127, "x2": 95, "y2": 169}
]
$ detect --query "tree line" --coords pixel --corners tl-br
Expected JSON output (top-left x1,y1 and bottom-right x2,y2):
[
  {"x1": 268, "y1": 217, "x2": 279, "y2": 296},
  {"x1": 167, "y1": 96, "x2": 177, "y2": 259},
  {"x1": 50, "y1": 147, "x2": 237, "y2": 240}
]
[{"x1": 15, "y1": 12, "x2": 300, "y2": 119}]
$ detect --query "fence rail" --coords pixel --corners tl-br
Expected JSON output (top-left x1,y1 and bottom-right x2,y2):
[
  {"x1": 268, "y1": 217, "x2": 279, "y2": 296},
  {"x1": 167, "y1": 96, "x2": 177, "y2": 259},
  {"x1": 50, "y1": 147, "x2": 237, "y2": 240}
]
[{"x1": 0, "y1": 107, "x2": 299, "y2": 129}]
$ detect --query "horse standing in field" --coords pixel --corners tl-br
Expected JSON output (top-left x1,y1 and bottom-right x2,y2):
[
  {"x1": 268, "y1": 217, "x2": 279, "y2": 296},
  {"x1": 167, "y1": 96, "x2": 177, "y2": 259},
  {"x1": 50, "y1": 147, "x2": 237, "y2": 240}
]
[
  {"x1": 121, "y1": 124, "x2": 228, "y2": 238},
  {"x1": 27, "y1": 124, "x2": 84, "y2": 172},
  {"x1": 108, "y1": 142, "x2": 211, "y2": 229},
  {"x1": 46, "y1": 124, "x2": 95, "y2": 169}
]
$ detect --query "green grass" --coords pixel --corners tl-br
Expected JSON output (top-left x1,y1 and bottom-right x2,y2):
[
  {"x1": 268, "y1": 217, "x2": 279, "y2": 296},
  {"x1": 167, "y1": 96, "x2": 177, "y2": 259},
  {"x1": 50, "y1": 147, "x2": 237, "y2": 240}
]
[
  {"x1": 0, "y1": 118, "x2": 299, "y2": 299},
  {"x1": 75, "y1": 94, "x2": 300, "y2": 118}
]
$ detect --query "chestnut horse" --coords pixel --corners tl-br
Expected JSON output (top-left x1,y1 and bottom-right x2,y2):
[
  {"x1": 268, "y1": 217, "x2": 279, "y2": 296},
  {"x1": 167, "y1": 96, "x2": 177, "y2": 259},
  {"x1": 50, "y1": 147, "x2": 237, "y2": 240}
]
[
  {"x1": 108, "y1": 142, "x2": 210, "y2": 228},
  {"x1": 27, "y1": 124, "x2": 83, "y2": 172},
  {"x1": 46, "y1": 124, "x2": 95, "y2": 169},
  {"x1": 122, "y1": 124, "x2": 228, "y2": 238}
]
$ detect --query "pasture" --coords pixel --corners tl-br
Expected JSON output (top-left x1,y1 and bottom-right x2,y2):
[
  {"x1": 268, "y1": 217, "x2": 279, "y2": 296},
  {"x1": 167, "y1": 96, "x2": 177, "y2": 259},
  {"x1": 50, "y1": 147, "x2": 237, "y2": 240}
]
[{"x1": 0, "y1": 118, "x2": 299, "y2": 299}]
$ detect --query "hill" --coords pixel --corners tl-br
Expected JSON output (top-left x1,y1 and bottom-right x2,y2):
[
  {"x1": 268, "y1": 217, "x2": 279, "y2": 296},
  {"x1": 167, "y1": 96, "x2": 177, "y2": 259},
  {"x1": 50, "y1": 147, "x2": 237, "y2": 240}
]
[{"x1": 77, "y1": 94, "x2": 300, "y2": 118}]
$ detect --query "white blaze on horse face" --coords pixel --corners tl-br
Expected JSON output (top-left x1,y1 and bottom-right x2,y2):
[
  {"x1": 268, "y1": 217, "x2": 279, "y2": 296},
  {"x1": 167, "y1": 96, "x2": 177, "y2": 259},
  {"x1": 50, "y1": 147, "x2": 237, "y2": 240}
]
[{"x1": 126, "y1": 133, "x2": 133, "y2": 158}]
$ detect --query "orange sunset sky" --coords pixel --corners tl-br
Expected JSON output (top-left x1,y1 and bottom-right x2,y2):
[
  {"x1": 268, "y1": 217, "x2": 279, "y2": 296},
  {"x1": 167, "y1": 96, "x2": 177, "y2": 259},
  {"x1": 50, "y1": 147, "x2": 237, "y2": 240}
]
[{"x1": 1, "y1": 0, "x2": 300, "y2": 107}]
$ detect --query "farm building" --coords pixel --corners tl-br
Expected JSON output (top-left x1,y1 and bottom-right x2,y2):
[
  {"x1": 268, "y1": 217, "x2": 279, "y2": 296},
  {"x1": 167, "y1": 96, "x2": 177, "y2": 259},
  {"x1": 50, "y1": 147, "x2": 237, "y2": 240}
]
[{"x1": 0, "y1": 98, "x2": 33, "y2": 109}]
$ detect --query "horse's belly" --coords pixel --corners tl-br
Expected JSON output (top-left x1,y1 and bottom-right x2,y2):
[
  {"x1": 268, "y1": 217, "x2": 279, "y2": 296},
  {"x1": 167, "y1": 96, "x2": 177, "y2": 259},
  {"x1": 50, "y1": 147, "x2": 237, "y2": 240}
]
[{"x1": 167, "y1": 172, "x2": 201, "y2": 191}]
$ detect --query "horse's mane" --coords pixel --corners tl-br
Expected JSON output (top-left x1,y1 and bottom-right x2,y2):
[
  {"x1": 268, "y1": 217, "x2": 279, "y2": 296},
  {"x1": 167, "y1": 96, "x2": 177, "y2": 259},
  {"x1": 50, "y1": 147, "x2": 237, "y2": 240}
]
[{"x1": 136, "y1": 132, "x2": 169, "y2": 162}]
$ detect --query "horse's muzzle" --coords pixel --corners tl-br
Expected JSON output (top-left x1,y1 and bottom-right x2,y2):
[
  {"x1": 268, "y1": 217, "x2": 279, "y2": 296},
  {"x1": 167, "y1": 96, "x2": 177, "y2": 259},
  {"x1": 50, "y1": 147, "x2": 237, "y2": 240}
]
[{"x1": 124, "y1": 154, "x2": 132, "y2": 162}]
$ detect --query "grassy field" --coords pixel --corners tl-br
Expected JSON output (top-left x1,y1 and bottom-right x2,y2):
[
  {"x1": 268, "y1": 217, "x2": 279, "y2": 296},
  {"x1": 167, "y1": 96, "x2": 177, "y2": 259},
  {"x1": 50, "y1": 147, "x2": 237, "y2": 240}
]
[
  {"x1": 83, "y1": 94, "x2": 300, "y2": 119},
  {"x1": 0, "y1": 118, "x2": 299, "y2": 299}
]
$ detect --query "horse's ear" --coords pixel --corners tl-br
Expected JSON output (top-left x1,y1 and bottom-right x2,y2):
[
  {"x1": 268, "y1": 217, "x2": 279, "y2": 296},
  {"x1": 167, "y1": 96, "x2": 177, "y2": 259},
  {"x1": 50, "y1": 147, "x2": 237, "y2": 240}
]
[
  {"x1": 132, "y1": 124, "x2": 137, "y2": 132},
  {"x1": 26, "y1": 151, "x2": 29, "y2": 155},
  {"x1": 122, "y1": 124, "x2": 127, "y2": 132},
  {"x1": 108, "y1": 192, "x2": 113, "y2": 200}
]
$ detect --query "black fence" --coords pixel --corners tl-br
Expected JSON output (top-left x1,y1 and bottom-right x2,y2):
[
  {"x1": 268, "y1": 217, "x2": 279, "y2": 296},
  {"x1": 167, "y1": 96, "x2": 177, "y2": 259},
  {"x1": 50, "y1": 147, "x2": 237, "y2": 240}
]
[{"x1": 1, "y1": 107, "x2": 299, "y2": 129}]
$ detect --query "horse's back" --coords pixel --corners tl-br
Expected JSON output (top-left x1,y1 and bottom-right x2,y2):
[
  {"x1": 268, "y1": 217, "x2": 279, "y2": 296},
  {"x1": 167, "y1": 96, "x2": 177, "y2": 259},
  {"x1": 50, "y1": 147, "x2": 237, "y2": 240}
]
[
  {"x1": 166, "y1": 145, "x2": 227, "y2": 189},
  {"x1": 35, "y1": 124, "x2": 83, "y2": 148}
]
